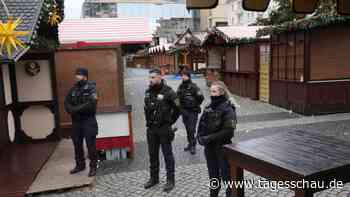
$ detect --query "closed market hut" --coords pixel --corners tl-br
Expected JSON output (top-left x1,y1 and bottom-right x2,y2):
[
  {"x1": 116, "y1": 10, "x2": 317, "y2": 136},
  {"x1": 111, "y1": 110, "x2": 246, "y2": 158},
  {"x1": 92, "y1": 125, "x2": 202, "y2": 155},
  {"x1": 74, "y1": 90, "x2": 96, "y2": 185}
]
[
  {"x1": 212, "y1": 26, "x2": 269, "y2": 100},
  {"x1": 171, "y1": 28, "x2": 207, "y2": 72},
  {"x1": 259, "y1": 15, "x2": 350, "y2": 115},
  {"x1": 57, "y1": 17, "x2": 153, "y2": 158},
  {"x1": 202, "y1": 28, "x2": 227, "y2": 85},
  {"x1": 130, "y1": 49, "x2": 150, "y2": 69},
  {"x1": 148, "y1": 43, "x2": 176, "y2": 74}
]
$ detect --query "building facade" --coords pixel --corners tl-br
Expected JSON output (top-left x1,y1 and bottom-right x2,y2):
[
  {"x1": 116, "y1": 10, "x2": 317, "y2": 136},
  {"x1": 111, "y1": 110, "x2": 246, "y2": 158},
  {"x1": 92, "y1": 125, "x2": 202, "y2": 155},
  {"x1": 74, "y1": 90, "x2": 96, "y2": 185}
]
[
  {"x1": 199, "y1": 0, "x2": 273, "y2": 30},
  {"x1": 82, "y1": 0, "x2": 191, "y2": 32},
  {"x1": 82, "y1": 0, "x2": 119, "y2": 18},
  {"x1": 154, "y1": 17, "x2": 193, "y2": 43},
  {"x1": 200, "y1": 0, "x2": 229, "y2": 30},
  {"x1": 226, "y1": 0, "x2": 262, "y2": 26}
]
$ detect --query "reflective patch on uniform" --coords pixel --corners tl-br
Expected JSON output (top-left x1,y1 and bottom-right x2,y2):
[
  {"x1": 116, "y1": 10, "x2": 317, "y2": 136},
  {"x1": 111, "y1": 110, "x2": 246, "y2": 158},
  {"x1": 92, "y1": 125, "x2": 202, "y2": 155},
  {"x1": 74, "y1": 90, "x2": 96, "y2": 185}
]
[
  {"x1": 175, "y1": 98, "x2": 180, "y2": 106},
  {"x1": 197, "y1": 91, "x2": 202, "y2": 95},
  {"x1": 223, "y1": 120, "x2": 236, "y2": 129},
  {"x1": 157, "y1": 94, "x2": 164, "y2": 100},
  {"x1": 92, "y1": 93, "x2": 98, "y2": 100}
]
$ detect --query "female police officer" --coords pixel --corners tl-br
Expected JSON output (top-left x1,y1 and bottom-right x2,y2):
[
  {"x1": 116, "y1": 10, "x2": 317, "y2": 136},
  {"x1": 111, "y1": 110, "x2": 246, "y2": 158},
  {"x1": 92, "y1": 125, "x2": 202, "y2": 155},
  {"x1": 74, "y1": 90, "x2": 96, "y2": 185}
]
[{"x1": 197, "y1": 81, "x2": 237, "y2": 197}]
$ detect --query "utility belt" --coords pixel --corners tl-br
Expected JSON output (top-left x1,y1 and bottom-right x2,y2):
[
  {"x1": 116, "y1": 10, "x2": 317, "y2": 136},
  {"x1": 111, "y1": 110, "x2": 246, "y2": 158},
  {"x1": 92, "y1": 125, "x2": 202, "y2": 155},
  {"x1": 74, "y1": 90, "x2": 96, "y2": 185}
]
[{"x1": 148, "y1": 120, "x2": 171, "y2": 129}]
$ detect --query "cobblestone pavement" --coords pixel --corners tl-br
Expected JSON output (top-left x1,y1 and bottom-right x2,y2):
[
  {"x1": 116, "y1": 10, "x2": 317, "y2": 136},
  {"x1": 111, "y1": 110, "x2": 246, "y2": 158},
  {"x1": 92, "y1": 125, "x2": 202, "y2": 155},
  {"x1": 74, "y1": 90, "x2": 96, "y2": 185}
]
[{"x1": 38, "y1": 68, "x2": 350, "y2": 197}]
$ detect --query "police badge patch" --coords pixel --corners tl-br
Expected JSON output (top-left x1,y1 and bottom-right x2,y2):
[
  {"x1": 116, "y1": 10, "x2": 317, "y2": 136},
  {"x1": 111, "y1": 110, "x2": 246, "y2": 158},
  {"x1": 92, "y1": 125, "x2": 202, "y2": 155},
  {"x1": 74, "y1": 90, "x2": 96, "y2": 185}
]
[{"x1": 157, "y1": 94, "x2": 164, "y2": 100}]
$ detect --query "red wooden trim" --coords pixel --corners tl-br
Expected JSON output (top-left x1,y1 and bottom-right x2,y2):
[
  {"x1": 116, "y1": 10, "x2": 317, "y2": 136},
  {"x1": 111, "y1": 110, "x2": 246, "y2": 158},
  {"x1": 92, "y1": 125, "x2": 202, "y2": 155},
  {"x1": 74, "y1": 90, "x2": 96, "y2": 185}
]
[
  {"x1": 304, "y1": 31, "x2": 311, "y2": 108},
  {"x1": 294, "y1": 32, "x2": 297, "y2": 81},
  {"x1": 285, "y1": 33, "x2": 288, "y2": 81},
  {"x1": 270, "y1": 36, "x2": 274, "y2": 81},
  {"x1": 96, "y1": 136, "x2": 132, "y2": 150},
  {"x1": 270, "y1": 79, "x2": 304, "y2": 83},
  {"x1": 304, "y1": 31, "x2": 311, "y2": 82},
  {"x1": 277, "y1": 35, "x2": 280, "y2": 80},
  {"x1": 60, "y1": 41, "x2": 150, "y2": 49},
  {"x1": 255, "y1": 43, "x2": 260, "y2": 100}
]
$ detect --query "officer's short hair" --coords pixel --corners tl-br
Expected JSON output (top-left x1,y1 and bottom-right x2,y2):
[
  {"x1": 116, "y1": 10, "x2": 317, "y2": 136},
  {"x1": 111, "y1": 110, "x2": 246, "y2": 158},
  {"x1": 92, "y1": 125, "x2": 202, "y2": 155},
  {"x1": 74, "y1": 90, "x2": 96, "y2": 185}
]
[{"x1": 149, "y1": 68, "x2": 161, "y2": 75}]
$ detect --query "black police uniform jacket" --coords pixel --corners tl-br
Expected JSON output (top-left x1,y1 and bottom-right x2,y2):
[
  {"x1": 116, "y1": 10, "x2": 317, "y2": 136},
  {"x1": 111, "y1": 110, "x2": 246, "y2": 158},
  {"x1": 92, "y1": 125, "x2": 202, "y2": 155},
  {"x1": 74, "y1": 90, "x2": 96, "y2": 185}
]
[
  {"x1": 144, "y1": 80, "x2": 180, "y2": 130},
  {"x1": 176, "y1": 80, "x2": 204, "y2": 112},
  {"x1": 64, "y1": 80, "x2": 98, "y2": 135},
  {"x1": 197, "y1": 95, "x2": 237, "y2": 146}
]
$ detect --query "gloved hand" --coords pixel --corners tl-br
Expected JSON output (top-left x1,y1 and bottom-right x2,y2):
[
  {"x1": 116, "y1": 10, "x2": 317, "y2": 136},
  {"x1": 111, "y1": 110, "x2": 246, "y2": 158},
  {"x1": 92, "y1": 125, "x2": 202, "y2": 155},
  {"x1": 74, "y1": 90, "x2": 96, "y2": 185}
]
[{"x1": 197, "y1": 135, "x2": 211, "y2": 146}]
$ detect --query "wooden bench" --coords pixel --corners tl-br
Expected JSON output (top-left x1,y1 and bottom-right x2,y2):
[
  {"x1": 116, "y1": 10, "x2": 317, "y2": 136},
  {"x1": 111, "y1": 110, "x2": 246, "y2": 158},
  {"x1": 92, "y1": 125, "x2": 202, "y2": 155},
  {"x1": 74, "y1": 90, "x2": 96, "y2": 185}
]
[{"x1": 223, "y1": 130, "x2": 350, "y2": 197}]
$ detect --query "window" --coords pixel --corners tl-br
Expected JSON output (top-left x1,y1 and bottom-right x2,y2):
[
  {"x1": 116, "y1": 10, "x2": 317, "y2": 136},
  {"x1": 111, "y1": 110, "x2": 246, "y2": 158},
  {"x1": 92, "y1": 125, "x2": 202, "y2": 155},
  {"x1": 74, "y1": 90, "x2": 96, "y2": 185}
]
[{"x1": 215, "y1": 22, "x2": 228, "y2": 27}]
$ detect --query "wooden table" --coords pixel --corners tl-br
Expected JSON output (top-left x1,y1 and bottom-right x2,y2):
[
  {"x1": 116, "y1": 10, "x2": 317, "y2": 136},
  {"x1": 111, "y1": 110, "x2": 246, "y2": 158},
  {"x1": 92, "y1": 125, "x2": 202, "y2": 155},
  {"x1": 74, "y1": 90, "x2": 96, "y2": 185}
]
[{"x1": 223, "y1": 130, "x2": 350, "y2": 197}]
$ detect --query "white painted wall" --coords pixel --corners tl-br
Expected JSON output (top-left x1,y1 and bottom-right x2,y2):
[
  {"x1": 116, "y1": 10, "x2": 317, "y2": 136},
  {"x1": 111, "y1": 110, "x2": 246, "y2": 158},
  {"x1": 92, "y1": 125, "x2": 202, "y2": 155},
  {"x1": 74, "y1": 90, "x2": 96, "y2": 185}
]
[
  {"x1": 8, "y1": 110, "x2": 15, "y2": 142},
  {"x1": 96, "y1": 112, "x2": 130, "y2": 138},
  {"x1": 16, "y1": 60, "x2": 53, "y2": 102},
  {"x1": 21, "y1": 106, "x2": 55, "y2": 139},
  {"x1": 2, "y1": 64, "x2": 12, "y2": 105}
]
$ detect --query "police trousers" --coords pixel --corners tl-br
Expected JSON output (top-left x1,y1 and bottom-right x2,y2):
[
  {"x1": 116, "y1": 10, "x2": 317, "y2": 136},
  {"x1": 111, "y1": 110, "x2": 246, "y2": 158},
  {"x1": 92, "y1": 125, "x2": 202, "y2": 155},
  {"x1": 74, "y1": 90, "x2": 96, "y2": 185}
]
[
  {"x1": 181, "y1": 109, "x2": 199, "y2": 147},
  {"x1": 147, "y1": 126, "x2": 175, "y2": 181},
  {"x1": 204, "y1": 145, "x2": 232, "y2": 197},
  {"x1": 71, "y1": 118, "x2": 98, "y2": 168}
]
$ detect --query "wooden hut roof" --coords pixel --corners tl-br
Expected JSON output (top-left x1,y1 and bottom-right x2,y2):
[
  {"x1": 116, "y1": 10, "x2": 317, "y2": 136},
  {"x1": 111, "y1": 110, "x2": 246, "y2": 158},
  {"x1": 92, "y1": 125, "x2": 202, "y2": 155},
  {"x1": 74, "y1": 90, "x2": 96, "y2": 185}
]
[
  {"x1": 59, "y1": 17, "x2": 152, "y2": 47},
  {"x1": 0, "y1": 0, "x2": 45, "y2": 61},
  {"x1": 148, "y1": 43, "x2": 173, "y2": 54}
]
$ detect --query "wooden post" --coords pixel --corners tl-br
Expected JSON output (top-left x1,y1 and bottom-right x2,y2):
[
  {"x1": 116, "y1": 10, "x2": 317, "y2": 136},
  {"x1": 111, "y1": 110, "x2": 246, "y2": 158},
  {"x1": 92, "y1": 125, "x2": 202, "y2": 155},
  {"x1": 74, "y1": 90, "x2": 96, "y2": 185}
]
[
  {"x1": 128, "y1": 111, "x2": 134, "y2": 159},
  {"x1": 229, "y1": 160, "x2": 244, "y2": 197}
]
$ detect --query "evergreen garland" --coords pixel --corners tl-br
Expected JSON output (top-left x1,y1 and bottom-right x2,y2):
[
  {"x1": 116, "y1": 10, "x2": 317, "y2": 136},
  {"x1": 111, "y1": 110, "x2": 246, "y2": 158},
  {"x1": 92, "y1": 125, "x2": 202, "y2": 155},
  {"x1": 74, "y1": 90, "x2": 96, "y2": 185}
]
[
  {"x1": 32, "y1": 0, "x2": 64, "y2": 50},
  {"x1": 257, "y1": 15, "x2": 350, "y2": 37},
  {"x1": 256, "y1": 0, "x2": 347, "y2": 37}
]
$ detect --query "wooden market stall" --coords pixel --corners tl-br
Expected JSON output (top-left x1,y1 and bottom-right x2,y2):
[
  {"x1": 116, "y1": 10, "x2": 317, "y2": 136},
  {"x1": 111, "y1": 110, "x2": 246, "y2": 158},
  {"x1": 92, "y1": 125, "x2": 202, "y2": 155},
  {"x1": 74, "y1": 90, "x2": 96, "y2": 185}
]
[
  {"x1": 129, "y1": 49, "x2": 151, "y2": 69},
  {"x1": 201, "y1": 28, "x2": 227, "y2": 85},
  {"x1": 148, "y1": 44, "x2": 176, "y2": 75},
  {"x1": 260, "y1": 16, "x2": 350, "y2": 115},
  {"x1": 57, "y1": 17, "x2": 152, "y2": 159},
  {"x1": 171, "y1": 28, "x2": 207, "y2": 72},
  {"x1": 210, "y1": 26, "x2": 269, "y2": 100},
  {"x1": 0, "y1": 0, "x2": 64, "y2": 196}
]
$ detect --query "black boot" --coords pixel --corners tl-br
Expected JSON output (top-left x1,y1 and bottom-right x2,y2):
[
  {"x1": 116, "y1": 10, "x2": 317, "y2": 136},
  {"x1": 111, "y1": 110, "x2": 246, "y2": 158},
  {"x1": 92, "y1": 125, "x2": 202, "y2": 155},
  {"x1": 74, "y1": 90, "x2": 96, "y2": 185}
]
[
  {"x1": 88, "y1": 166, "x2": 97, "y2": 177},
  {"x1": 163, "y1": 180, "x2": 175, "y2": 193},
  {"x1": 70, "y1": 165, "x2": 85, "y2": 174},
  {"x1": 144, "y1": 178, "x2": 159, "y2": 189},
  {"x1": 190, "y1": 146, "x2": 196, "y2": 155}
]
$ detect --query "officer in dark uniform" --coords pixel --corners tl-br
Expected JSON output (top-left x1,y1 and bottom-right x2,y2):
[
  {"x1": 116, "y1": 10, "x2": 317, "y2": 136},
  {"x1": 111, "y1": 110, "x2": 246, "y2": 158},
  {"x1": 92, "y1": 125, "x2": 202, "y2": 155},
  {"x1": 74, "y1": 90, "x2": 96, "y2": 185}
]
[
  {"x1": 144, "y1": 68, "x2": 180, "y2": 192},
  {"x1": 197, "y1": 81, "x2": 237, "y2": 197},
  {"x1": 176, "y1": 70, "x2": 204, "y2": 155},
  {"x1": 64, "y1": 67, "x2": 98, "y2": 177}
]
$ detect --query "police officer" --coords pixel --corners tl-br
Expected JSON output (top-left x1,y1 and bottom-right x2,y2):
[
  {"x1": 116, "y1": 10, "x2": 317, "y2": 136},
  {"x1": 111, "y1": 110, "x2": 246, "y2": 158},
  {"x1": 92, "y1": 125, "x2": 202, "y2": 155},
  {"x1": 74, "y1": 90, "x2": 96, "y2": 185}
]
[
  {"x1": 144, "y1": 68, "x2": 180, "y2": 192},
  {"x1": 197, "y1": 81, "x2": 237, "y2": 197},
  {"x1": 64, "y1": 67, "x2": 98, "y2": 177},
  {"x1": 177, "y1": 70, "x2": 204, "y2": 155}
]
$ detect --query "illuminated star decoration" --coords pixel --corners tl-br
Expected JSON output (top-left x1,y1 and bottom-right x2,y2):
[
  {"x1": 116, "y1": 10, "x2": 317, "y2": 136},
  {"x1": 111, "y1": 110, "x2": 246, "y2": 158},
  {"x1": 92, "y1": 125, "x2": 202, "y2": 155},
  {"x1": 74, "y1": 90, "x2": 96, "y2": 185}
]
[
  {"x1": 48, "y1": 5, "x2": 61, "y2": 26},
  {"x1": 0, "y1": 17, "x2": 29, "y2": 58}
]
